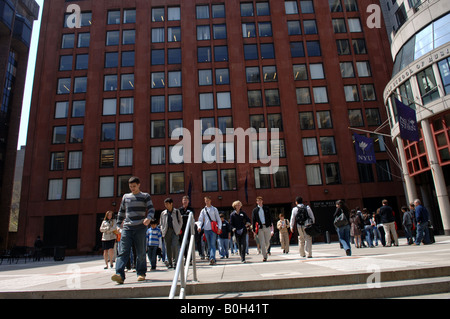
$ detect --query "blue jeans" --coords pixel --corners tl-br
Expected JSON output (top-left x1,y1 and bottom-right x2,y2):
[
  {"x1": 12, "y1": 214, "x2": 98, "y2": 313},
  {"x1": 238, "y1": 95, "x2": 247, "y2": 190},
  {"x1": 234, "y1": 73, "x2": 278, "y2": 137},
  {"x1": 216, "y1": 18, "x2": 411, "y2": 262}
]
[
  {"x1": 147, "y1": 246, "x2": 158, "y2": 269},
  {"x1": 415, "y1": 221, "x2": 431, "y2": 245},
  {"x1": 337, "y1": 224, "x2": 351, "y2": 255},
  {"x1": 218, "y1": 237, "x2": 229, "y2": 258},
  {"x1": 115, "y1": 227, "x2": 147, "y2": 280},
  {"x1": 204, "y1": 230, "x2": 218, "y2": 261},
  {"x1": 364, "y1": 225, "x2": 374, "y2": 247}
]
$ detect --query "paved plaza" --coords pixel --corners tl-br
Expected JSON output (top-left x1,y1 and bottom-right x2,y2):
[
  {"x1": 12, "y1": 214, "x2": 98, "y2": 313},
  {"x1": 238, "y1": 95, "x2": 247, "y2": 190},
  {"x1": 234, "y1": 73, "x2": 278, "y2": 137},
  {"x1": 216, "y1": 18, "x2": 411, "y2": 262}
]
[{"x1": 0, "y1": 235, "x2": 449, "y2": 299}]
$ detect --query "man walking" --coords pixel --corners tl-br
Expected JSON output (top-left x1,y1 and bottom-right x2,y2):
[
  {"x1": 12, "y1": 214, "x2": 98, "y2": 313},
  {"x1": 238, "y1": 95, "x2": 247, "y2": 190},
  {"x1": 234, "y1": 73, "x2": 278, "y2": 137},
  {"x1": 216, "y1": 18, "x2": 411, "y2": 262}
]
[
  {"x1": 290, "y1": 196, "x2": 315, "y2": 258},
  {"x1": 197, "y1": 196, "x2": 222, "y2": 265},
  {"x1": 112, "y1": 176, "x2": 155, "y2": 284},
  {"x1": 252, "y1": 196, "x2": 273, "y2": 262},
  {"x1": 413, "y1": 199, "x2": 431, "y2": 245},
  {"x1": 378, "y1": 199, "x2": 399, "y2": 246},
  {"x1": 160, "y1": 197, "x2": 183, "y2": 268}
]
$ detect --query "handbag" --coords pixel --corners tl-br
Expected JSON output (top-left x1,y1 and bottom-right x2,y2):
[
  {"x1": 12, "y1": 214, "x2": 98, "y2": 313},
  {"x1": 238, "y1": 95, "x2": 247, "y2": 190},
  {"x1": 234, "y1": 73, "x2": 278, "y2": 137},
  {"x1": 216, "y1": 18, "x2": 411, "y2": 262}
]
[
  {"x1": 205, "y1": 208, "x2": 220, "y2": 234},
  {"x1": 334, "y1": 209, "x2": 349, "y2": 228},
  {"x1": 305, "y1": 223, "x2": 323, "y2": 237}
]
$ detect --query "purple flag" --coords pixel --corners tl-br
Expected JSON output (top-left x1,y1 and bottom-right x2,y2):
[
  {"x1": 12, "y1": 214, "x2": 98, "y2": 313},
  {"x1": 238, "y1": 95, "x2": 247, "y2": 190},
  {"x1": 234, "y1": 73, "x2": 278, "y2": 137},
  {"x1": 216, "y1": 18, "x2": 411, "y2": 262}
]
[
  {"x1": 354, "y1": 133, "x2": 376, "y2": 164},
  {"x1": 395, "y1": 98, "x2": 420, "y2": 142}
]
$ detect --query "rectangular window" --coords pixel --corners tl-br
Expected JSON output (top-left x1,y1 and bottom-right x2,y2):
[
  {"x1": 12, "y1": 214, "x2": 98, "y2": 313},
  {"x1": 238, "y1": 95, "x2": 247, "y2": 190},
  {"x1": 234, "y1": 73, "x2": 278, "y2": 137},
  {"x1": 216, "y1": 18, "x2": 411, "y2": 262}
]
[
  {"x1": 151, "y1": 72, "x2": 165, "y2": 88},
  {"x1": 55, "y1": 101, "x2": 68, "y2": 119},
  {"x1": 73, "y1": 77, "x2": 87, "y2": 94},
  {"x1": 336, "y1": 39, "x2": 351, "y2": 55},
  {"x1": 306, "y1": 164, "x2": 322, "y2": 185},
  {"x1": 78, "y1": 33, "x2": 90, "y2": 48},
  {"x1": 152, "y1": 8, "x2": 165, "y2": 22},
  {"x1": 168, "y1": 119, "x2": 183, "y2": 138},
  {"x1": 291, "y1": 42, "x2": 305, "y2": 58},
  {"x1": 168, "y1": 27, "x2": 181, "y2": 42},
  {"x1": 306, "y1": 41, "x2": 321, "y2": 56},
  {"x1": 213, "y1": 24, "x2": 227, "y2": 39},
  {"x1": 299, "y1": 112, "x2": 315, "y2": 130},
  {"x1": 124, "y1": 9, "x2": 136, "y2": 23},
  {"x1": 122, "y1": 30, "x2": 135, "y2": 45},
  {"x1": 366, "y1": 108, "x2": 381, "y2": 126},
  {"x1": 246, "y1": 67, "x2": 260, "y2": 83},
  {"x1": 103, "y1": 99, "x2": 116, "y2": 115},
  {"x1": 50, "y1": 152, "x2": 65, "y2": 171},
  {"x1": 170, "y1": 172, "x2": 184, "y2": 194},
  {"x1": 241, "y1": 3, "x2": 254, "y2": 17},
  {"x1": 101, "y1": 123, "x2": 116, "y2": 141},
  {"x1": 67, "y1": 151, "x2": 83, "y2": 169},
  {"x1": 332, "y1": 18, "x2": 347, "y2": 33},
  {"x1": 218, "y1": 116, "x2": 233, "y2": 134},
  {"x1": 303, "y1": 137, "x2": 318, "y2": 156},
  {"x1": 274, "y1": 166, "x2": 289, "y2": 188},
  {"x1": 53, "y1": 126, "x2": 67, "y2": 144},
  {"x1": 313, "y1": 87, "x2": 328, "y2": 103},
  {"x1": 348, "y1": 109, "x2": 364, "y2": 127},
  {"x1": 248, "y1": 90, "x2": 262, "y2": 107},
  {"x1": 152, "y1": 28, "x2": 164, "y2": 43},
  {"x1": 348, "y1": 18, "x2": 362, "y2": 32},
  {"x1": 300, "y1": 1, "x2": 315, "y2": 13},
  {"x1": 258, "y1": 22, "x2": 272, "y2": 37},
  {"x1": 121, "y1": 74, "x2": 134, "y2": 90},
  {"x1": 296, "y1": 87, "x2": 311, "y2": 104},
  {"x1": 250, "y1": 115, "x2": 265, "y2": 131},
  {"x1": 361, "y1": 84, "x2": 376, "y2": 101},
  {"x1": 200, "y1": 93, "x2": 214, "y2": 110},
  {"x1": 108, "y1": 10, "x2": 120, "y2": 25},
  {"x1": 151, "y1": 96, "x2": 165, "y2": 113},
  {"x1": 287, "y1": 21, "x2": 301, "y2": 35},
  {"x1": 265, "y1": 89, "x2": 280, "y2": 106},
  {"x1": 352, "y1": 39, "x2": 367, "y2": 54},
  {"x1": 199, "y1": 69, "x2": 213, "y2": 86},
  {"x1": 118, "y1": 175, "x2": 132, "y2": 196},
  {"x1": 99, "y1": 176, "x2": 114, "y2": 197},
  {"x1": 324, "y1": 163, "x2": 341, "y2": 184},
  {"x1": 203, "y1": 170, "x2": 218, "y2": 192},
  {"x1": 100, "y1": 149, "x2": 115, "y2": 168},
  {"x1": 120, "y1": 97, "x2": 134, "y2": 114},
  {"x1": 285, "y1": 1, "x2": 299, "y2": 14},
  {"x1": 70, "y1": 125, "x2": 84, "y2": 143},
  {"x1": 62, "y1": 34, "x2": 75, "y2": 49},
  {"x1": 270, "y1": 139, "x2": 286, "y2": 158},
  {"x1": 104, "y1": 75, "x2": 118, "y2": 91},
  {"x1": 357, "y1": 163, "x2": 374, "y2": 183},
  {"x1": 57, "y1": 78, "x2": 71, "y2": 94},
  {"x1": 168, "y1": 7, "x2": 181, "y2": 21},
  {"x1": 254, "y1": 167, "x2": 271, "y2": 189},
  {"x1": 356, "y1": 61, "x2": 371, "y2": 77},
  {"x1": 151, "y1": 120, "x2": 165, "y2": 138},
  {"x1": 293, "y1": 64, "x2": 308, "y2": 81},
  {"x1": 169, "y1": 95, "x2": 183, "y2": 112},
  {"x1": 310, "y1": 64, "x2": 324, "y2": 79},
  {"x1": 118, "y1": 148, "x2": 133, "y2": 167},
  {"x1": 168, "y1": 48, "x2": 181, "y2": 64},
  {"x1": 214, "y1": 45, "x2": 228, "y2": 62},
  {"x1": 340, "y1": 62, "x2": 355, "y2": 78},
  {"x1": 106, "y1": 31, "x2": 119, "y2": 46},
  {"x1": 221, "y1": 169, "x2": 237, "y2": 191},
  {"x1": 151, "y1": 146, "x2": 165, "y2": 165},
  {"x1": 260, "y1": 43, "x2": 275, "y2": 59},
  {"x1": 217, "y1": 92, "x2": 231, "y2": 109},
  {"x1": 66, "y1": 178, "x2": 81, "y2": 199},
  {"x1": 168, "y1": 71, "x2": 181, "y2": 88},
  {"x1": 48, "y1": 179, "x2": 63, "y2": 200},
  {"x1": 320, "y1": 136, "x2": 337, "y2": 155},
  {"x1": 122, "y1": 51, "x2": 135, "y2": 67},
  {"x1": 344, "y1": 85, "x2": 359, "y2": 102},
  {"x1": 303, "y1": 20, "x2": 318, "y2": 34},
  {"x1": 268, "y1": 113, "x2": 283, "y2": 132},
  {"x1": 196, "y1": 5, "x2": 209, "y2": 19},
  {"x1": 317, "y1": 111, "x2": 333, "y2": 129},
  {"x1": 242, "y1": 23, "x2": 256, "y2": 38},
  {"x1": 212, "y1": 4, "x2": 226, "y2": 18},
  {"x1": 119, "y1": 122, "x2": 133, "y2": 140},
  {"x1": 59, "y1": 55, "x2": 72, "y2": 71},
  {"x1": 417, "y1": 66, "x2": 440, "y2": 105},
  {"x1": 197, "y1": 25, "x2": 210, "y2": 40},
  {"x1": 151, "y1": 173, "x2": 166, "y2": 195}
]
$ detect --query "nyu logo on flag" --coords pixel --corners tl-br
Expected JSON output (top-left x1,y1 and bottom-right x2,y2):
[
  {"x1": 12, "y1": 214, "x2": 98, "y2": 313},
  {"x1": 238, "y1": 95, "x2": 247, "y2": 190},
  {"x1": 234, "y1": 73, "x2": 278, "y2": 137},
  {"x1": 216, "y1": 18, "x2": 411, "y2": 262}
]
[
  {"x1": 395, "y1": 98, "x2": 420, "y2": 142},
  {"x1": 354, "y1": 133, "x2": 376, "y2": 164}
]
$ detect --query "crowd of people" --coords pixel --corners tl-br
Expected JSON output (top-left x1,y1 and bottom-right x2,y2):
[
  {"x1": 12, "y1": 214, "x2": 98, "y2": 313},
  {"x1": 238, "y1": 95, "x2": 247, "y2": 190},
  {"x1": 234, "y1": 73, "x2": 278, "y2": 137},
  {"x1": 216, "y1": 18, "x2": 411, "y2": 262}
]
[{"x1": 102, "y1": 176, "x2": 434, "y2": 285}]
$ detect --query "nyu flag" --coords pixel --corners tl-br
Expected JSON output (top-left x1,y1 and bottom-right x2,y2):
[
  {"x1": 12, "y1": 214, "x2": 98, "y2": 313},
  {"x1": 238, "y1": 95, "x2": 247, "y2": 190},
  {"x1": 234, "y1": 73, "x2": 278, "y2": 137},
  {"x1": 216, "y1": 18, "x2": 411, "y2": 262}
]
[
  {"x1": 354, "y1": 133, "x2": 376, "y2": 164},
  {"x1": 395, "y1": 98, "x2": 420, "y2": 142}
]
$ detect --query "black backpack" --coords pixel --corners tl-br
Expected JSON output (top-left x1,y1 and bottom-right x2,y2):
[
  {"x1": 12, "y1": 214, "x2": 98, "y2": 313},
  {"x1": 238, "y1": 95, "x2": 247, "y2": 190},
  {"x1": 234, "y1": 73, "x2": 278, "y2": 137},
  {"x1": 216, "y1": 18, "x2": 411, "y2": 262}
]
[{"x1": 295, "y1": 205, "x2": 309, "y2": 226}]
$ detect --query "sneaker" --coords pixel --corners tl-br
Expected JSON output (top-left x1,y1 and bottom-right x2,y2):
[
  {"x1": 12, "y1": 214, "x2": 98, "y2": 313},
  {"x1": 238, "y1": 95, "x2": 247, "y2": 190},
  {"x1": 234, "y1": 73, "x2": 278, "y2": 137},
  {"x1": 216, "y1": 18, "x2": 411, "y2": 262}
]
[
  {"x1": 137, "y1": 275, "x2": 145, "y2": 281},
  {"x1": 111, "y1": 274, "x2": 124, "y2": 284}
]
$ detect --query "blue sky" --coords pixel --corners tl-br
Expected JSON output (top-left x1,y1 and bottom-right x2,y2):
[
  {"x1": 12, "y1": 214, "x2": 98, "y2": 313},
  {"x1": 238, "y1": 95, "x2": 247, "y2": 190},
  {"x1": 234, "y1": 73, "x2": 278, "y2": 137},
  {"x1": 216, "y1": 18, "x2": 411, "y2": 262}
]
[{"x1": 17, "y1": 0, "x2": 43, "y2": 149}]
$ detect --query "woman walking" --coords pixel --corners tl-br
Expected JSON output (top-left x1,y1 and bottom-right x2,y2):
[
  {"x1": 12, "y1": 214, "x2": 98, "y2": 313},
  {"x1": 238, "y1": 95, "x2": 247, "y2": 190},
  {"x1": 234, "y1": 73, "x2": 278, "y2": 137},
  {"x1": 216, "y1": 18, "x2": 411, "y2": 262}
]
[
  {"x1": 100, "y1": 210, "x2": 117, "y2": 269},
  {"x1": 334, "y1": 200, "x2": 352, "y2": 256}
]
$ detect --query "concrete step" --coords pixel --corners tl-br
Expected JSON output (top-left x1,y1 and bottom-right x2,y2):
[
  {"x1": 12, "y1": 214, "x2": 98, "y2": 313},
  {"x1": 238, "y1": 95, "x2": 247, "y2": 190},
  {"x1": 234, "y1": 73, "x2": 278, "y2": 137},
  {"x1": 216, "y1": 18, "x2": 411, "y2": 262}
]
[
  {"x1": 160, "y1": 265, "x2": 450, "y2": 299},
  {"x1": 186, "y1": 276, "x2": 450, "y2": 299}
]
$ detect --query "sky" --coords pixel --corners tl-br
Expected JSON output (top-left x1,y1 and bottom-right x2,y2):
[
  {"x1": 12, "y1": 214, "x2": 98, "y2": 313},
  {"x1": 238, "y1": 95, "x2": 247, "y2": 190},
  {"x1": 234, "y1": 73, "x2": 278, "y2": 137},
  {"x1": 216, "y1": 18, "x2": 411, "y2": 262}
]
[{"x1": 17, "y1": 0, "x2": 43, "y2": 150}]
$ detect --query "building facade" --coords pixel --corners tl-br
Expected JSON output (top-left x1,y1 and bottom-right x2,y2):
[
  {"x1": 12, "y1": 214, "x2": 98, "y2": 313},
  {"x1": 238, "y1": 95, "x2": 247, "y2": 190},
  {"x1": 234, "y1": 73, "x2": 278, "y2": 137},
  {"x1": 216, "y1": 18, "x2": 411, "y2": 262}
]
[
  {"x1": 0, "y1": 0, "x2": 39, "y2": 249},
  {"x1": 18, "y1": 0, "x2": 406, "y2": 254},
  {"x1": 382, "y1": 0, "x2": 450, "y2": 235}
]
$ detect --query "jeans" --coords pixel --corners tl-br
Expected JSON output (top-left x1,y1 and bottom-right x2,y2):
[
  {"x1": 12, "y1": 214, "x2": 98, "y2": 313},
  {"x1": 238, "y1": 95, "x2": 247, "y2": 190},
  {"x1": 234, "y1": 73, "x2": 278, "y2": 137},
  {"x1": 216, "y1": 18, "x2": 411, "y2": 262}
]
[
  {"x1": 235, "y1": 230, "x2": 247, "y2": 261},
  {"x1": 115, "y1": 227, "x2": 147, "y2": 280},
  {"x1": 382, "y1": 222, "x2": 399, "y2": 246},
  {"x1": 204, "y1": 230, "x2": 218, "y2": 261},
  {"x1": 415, "y1": 221, "x2": 431, "y2": 245},
  {"x1": 147, "y1": 246, "x2": 158, "y2": 269},
  {"x1": 336, "y1": 224, "x2": 351, "y2": 255},
  {"x1": 403, "y1": 224, "x2": 413, "y2": 244},
  {"x1": 218, "y1": 237, "x2": 229, "y2": 258},
  {"x1": 364, "y1": 225, "x2": 374, "y2": 247}
]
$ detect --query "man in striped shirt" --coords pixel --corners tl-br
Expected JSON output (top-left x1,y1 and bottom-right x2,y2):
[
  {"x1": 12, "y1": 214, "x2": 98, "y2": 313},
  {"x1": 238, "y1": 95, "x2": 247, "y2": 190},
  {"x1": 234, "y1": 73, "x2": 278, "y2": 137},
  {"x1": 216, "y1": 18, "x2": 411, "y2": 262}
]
[{"x1": 112, "y1": 176, "x2": 155, "y2": 284}]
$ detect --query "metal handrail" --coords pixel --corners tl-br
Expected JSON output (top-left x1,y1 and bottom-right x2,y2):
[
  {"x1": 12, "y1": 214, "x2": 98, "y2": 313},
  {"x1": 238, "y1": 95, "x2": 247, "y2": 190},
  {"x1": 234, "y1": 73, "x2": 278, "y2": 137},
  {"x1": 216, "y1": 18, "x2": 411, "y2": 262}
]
[{"x1": 169, "y1": 211, "x2": 198, "y2": 299}]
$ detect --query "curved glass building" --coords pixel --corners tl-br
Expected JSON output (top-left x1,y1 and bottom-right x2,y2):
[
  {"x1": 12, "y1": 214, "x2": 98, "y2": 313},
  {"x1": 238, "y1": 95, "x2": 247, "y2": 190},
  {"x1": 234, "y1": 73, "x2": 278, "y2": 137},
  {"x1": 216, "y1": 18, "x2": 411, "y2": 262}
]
[{"x1": 382, "y1": 0, "x2": 450, "y2": 235}]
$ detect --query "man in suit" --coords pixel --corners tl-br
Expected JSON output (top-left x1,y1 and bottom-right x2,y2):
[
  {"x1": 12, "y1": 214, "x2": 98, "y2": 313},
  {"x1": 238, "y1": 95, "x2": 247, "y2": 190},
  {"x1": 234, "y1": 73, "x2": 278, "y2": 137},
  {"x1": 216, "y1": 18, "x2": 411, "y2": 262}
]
[{"x1": 252, "y1": 196, "x2": 273, "y2": 262}]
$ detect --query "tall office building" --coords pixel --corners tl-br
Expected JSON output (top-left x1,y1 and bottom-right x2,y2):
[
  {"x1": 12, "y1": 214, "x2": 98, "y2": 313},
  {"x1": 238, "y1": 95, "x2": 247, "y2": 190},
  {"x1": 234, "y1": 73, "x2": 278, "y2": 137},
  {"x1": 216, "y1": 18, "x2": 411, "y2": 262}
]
[
  {"x1": 0, "y1": 0, "x2": 39, "y2": 249},
  {"x1": 18, "y1": 0, "x2": 406, "y2": 254},
  {"x1": 381, "y1": 0, "x2": 450, "y2": 235}
]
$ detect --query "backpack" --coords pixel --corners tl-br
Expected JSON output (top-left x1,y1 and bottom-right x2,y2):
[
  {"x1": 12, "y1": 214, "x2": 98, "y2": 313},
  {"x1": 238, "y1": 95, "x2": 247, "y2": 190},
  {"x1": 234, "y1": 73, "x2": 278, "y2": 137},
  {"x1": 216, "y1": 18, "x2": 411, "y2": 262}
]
[{"x1": 295, "y1": 205, "x2": 309, "y2": 226}]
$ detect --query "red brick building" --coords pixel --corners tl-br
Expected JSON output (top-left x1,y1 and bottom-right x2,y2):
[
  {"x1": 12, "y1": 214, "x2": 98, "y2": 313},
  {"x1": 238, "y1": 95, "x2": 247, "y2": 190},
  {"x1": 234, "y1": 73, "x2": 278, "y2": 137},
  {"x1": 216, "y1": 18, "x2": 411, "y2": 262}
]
[{"x1": 18, "y1": 0, "x2": 406, "y2": 254}]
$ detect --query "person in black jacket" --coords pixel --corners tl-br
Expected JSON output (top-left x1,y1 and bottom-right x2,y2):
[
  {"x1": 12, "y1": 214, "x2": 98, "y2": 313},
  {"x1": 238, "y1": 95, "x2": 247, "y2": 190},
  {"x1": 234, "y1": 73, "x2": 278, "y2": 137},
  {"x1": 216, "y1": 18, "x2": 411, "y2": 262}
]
[
  {"x1": 378, "y1": 199, "x2": 399, "y2": 246},
  {"x1": 333, "y1": 200, "x2": 352, "y2": 256},
  {"x1": 252, "y1": 196, "x2": 273, "y2": 262}
]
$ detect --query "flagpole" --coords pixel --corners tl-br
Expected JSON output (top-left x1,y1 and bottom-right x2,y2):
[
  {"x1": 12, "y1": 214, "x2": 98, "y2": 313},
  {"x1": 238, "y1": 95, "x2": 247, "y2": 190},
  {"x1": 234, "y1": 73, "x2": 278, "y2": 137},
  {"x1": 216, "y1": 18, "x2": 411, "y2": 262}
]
[
  {"x1": 348, "y1": 126, "x2": 392, "y2": 138},
  {"x1": 391, "y1": 91, "x2": 434, "y2": 114}
]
